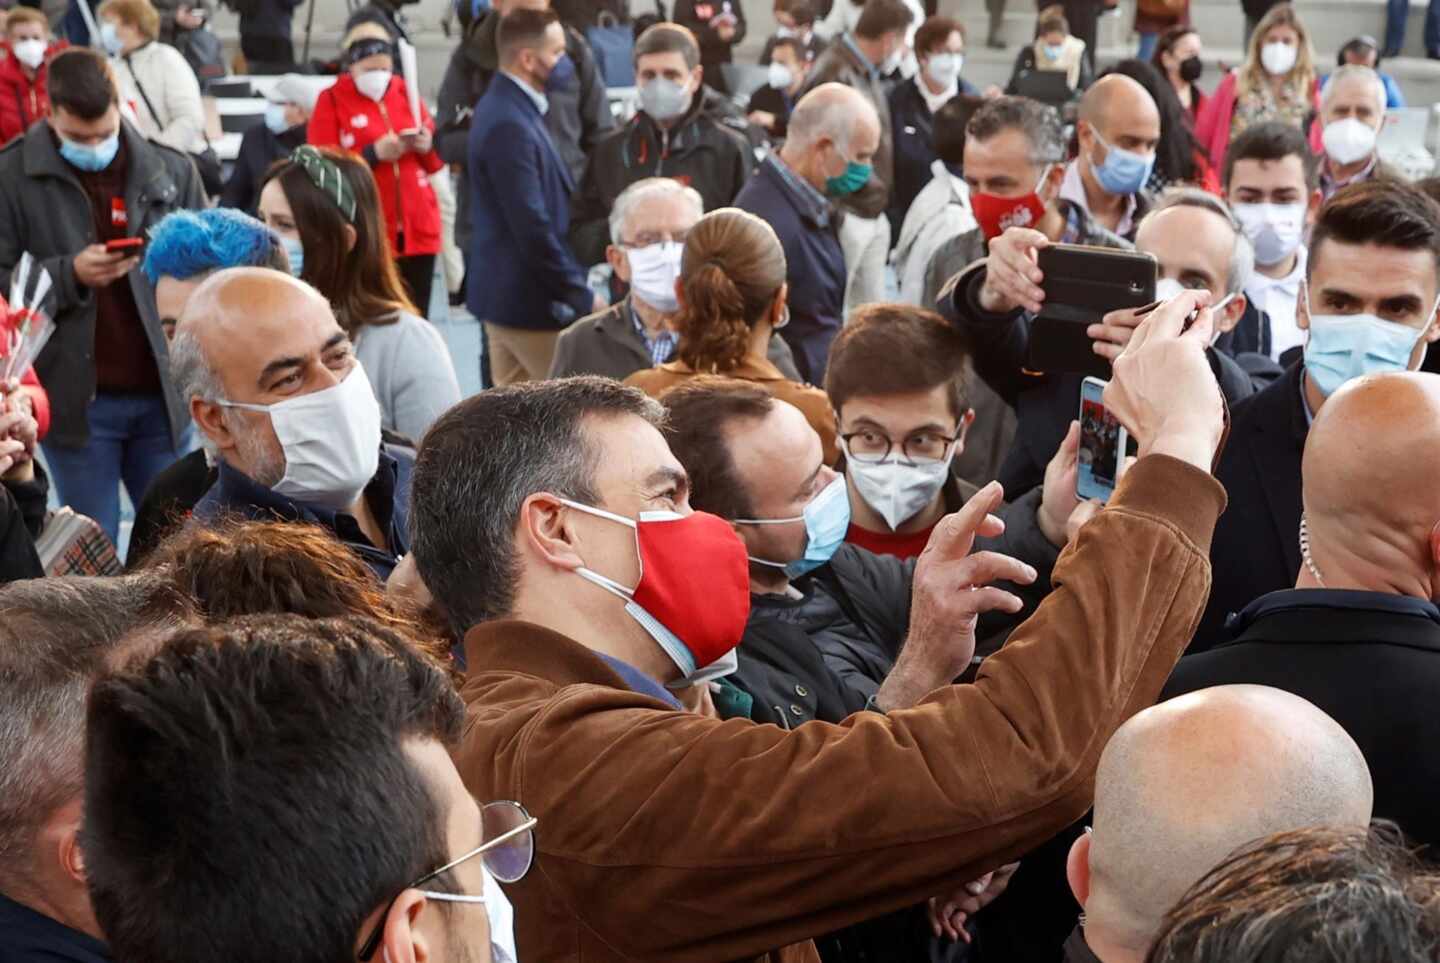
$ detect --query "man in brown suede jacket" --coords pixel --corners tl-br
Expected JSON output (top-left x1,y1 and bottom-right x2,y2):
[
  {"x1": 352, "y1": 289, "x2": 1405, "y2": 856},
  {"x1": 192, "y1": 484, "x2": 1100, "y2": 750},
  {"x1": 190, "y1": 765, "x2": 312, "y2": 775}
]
[{"x1": 409, "y1": 290, "x2": 1230, "y2": 963}]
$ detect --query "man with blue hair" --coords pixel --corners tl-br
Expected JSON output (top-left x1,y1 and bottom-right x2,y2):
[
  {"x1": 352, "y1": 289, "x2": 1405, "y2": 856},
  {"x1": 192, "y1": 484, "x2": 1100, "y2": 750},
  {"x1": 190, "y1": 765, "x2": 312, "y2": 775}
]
[{"x1": 127, "y1": 207, "x2": 289, "y2": 565}]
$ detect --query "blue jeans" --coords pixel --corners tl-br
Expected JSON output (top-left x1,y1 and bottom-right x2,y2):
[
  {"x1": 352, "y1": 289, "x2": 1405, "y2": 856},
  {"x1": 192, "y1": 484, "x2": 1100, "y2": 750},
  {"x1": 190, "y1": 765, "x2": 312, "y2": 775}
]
[
  {"x1": 1136, "y1": 30, "x2": 1159, "y2": 62},
  {"x1": 1387, "y1": 0, "x2": 1440, "y2": 53},
  {"x1": 43, "y1": 393, "x2": 189, "y2": 545}
]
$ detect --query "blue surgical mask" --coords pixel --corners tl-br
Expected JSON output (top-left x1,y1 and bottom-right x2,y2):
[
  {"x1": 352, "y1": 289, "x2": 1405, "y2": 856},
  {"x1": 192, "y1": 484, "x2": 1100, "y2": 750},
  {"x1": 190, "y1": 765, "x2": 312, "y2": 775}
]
[
  {"x1": 58, "y1": 132, "x2": 119, "y2": 172},
  {"x1": 545, "y1": 52, "x2": 576, "y2": 92},
  {"x1": 99, "y1": 20, "x2": 122, "y2": 56},
  {"x1": 279, "y1": 234, "x2": 304, "y2": 278},
  {"x1": 264, "y1": 103, "x2": 291, "y2": 134},
  {"x1": 1042, "y1": 42, "x2": 1064, "y2": 60},
  {"x1": 734, "y1": 475, "x2": 851, "y2": 578},
  {"x1": 1090, "y1": 128, "x2": 1155, "y2": 196},
  {"x1": 1303, "y1": 293, "x2": 1435, "y2": 397}
]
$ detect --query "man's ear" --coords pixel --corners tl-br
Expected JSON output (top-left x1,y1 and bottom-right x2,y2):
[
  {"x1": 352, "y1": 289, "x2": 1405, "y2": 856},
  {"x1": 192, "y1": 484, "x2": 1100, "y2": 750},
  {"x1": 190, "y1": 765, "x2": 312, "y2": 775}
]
[
  {"x1": 1429, "y1": 520, "x2": 1440, "y2": 592},
  {"x1": 690, "y1": 64, "x2": 704, "y2": 93},
  {"x1": 1295, "y1": 280, "x2": 1311, "y2": 332},
  {"x1": 518, "y1": 492, "x2": 587, "y2": 573},
  {"x1": 375, "y1": 889, "x2": 431, "y2": 963},
  {"x1": 606, "y1": 244, "x2": 630, "y2": 283},
  {"x1": 1066, "y1": 830, "x2": 1093, "y2": 908},
  {"x1": 957, "y1": 407, "x2": 976, "y2": 451},
  {"x1": 1215, "y1": 293, "x2": 1247, "y2": 334},
  {"x1": 1305, "y1": 186, "x2": 1323, "y2": 224},
  {"x1": 191, "y1": 397, "x2": 233, "y2": 451},
  {"x1": 56, "y1": 803, "x2": 86, "y2": 885}
]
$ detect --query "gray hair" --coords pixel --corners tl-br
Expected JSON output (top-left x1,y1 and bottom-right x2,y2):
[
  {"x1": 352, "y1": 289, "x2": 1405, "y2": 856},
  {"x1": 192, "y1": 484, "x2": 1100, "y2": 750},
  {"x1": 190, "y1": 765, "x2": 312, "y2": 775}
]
[
  {"x1": 608, "y1": 177, "x2": 704, "y2": 246},
  {"x1": 1322, "y1": 64, "x2": 1387, "y2": 114},
  {"x1": 168, "y1": 327, "x2": 225, "y2": 459},
  {"x1": 0, "y1": 575, "x2": 184, "y2": 894},
  {"x1": 410, "y1": 377, "x2": 665, "y2": 636},
  {"x1": 1146, "y1": 187, "x2": 1255, "y2": 297},
  {"x1": 965, "y1": 95, "x2": 1067, "y2": 168}
]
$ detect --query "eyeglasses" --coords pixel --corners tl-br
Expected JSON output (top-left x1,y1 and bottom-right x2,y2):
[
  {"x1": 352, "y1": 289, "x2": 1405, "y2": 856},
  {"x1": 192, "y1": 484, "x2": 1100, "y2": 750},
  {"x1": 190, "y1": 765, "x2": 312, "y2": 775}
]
[
  {"x1": 841, "y1": 428, "x2": 959, "y2": 465},
  {"x1": 622, "y1": 230, "x2": 688, "y2": 248},
  {"x1": 357, "y1": 800, "x2": 537, "y2": 960}
]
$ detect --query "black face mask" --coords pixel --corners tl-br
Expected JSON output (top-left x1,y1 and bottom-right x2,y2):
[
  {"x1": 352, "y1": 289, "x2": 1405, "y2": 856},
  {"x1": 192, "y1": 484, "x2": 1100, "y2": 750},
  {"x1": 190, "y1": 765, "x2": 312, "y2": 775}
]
[{"x1": 1179, "y1": 55, "x2": 1204, "y2": 83}]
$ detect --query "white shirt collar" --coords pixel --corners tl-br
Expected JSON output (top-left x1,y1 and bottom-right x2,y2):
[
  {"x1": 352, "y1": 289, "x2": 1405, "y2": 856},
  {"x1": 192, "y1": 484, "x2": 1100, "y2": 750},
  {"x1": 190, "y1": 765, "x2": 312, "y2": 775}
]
[
  {"x1": 502, "y1": 70, "x2": 548, "y2": 116},
  {"x1": 1058, "y1": 161, "x2": 1137, "y2": 238},
  {"x1": 1248, "y1": 243, "x2": 1308, "y2": 296},
  {"x1": 914, "y1": 72, "x2": 956, "y2": 114}
]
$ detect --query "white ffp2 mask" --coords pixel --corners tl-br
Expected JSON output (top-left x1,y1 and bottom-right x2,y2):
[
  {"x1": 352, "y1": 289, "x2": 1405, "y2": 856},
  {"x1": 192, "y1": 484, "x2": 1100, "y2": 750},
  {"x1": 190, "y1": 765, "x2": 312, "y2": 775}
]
[
  {"x1": 625, "y1": 241, "x2": 683, "y2": 313},
  {"x1": 843, "y1": 438, "x2": 955, "y2": 531},
  {"x1": 220, "y1": 363, "x2": 382, "y2": 510}
]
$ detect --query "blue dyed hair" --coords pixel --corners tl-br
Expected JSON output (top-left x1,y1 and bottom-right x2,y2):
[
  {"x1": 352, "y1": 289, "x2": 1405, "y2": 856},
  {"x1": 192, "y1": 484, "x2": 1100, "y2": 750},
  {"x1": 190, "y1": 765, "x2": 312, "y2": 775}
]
[{"x1": 142, "y1": 208, "x2": 285, "y2": 285}]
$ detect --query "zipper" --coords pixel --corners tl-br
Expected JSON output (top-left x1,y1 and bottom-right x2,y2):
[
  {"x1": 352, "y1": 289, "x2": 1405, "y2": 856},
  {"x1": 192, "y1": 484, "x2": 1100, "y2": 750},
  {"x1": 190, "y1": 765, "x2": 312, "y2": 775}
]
[{"x1": 375, "y1": 98, "x2": 406, "y2": 252}]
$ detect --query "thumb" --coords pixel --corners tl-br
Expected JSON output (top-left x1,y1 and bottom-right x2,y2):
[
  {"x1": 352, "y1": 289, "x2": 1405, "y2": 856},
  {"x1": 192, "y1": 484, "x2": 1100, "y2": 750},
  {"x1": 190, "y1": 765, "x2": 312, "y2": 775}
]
[{"x1": 921, "y1": 480, "x2": 1004, "y2": 564}]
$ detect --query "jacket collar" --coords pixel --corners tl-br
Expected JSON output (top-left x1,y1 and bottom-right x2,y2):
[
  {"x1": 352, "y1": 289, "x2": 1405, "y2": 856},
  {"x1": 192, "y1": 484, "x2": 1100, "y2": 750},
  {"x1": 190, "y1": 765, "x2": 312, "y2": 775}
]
[
  {"x1": 0, "y1": 892, "x2": 110, "y2": 962},
  {"x1": 201, "y1": 446, "x2": 400, "y2": 540},
  {"x1": 656, "y1": 354, "x2": 788, "y2": 381},
  {"x1": 466, "y1": 10, "x2": 501, "y2": 71},
  {"x1": 592, "y1": 296, "x2": 645, "y2": 345},
  {"x1": 758, "y1": 152, "x2": 834, "y2": 229},
  {"x1": 463, "y1": 619, "x2": 682, "y2": 708},
  {"x1": 1223, "y1": 587, "x2": 1440, "y2": 653},
  {"x1": 1243, "y1": 360, "x2": 1307, "y2": 578},
  {"x1": 837, "y1": 32, "x2": 879, "y2": 80},
  {"x1": 1063, "y1": 926, "x2": 1104, "y2": 963},
  {"x1": 23, "y1": 117, "x2": 179, "y2": 211}
]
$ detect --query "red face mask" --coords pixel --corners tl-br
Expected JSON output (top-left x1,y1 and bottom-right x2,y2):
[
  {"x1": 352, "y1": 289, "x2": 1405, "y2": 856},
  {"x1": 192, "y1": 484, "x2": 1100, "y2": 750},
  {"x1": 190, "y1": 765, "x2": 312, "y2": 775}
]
[
  {"x1": 563, "y1": 500, "x2": 751, "y2": 687},
  {"x1": 971, "y1": 164, "x2": 1053, "y2": 242}
]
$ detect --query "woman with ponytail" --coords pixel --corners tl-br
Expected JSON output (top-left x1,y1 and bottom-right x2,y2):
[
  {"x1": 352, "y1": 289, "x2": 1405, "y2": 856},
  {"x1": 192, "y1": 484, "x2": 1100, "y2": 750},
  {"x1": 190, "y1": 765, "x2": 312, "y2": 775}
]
[{"x1": 625, "y1": 208, "x2": 839, "y2": 464}]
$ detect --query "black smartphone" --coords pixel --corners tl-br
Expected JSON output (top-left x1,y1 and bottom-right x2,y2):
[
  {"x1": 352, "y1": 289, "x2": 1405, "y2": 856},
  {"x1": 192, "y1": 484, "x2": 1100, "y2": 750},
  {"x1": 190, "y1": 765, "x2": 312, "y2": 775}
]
[
  {"x1": 1076, "y1": 376, "x2": 1127, "y2": 503},
  {"x1": 1027, "y1": 243, "x2": 1157, "y2": 379}
]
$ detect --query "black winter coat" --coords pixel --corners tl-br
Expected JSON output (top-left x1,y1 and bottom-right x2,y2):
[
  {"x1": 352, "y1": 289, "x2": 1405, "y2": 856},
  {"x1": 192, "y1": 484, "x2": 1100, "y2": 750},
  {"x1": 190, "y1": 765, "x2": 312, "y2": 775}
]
[
  {"x1": 1167, "y1": 589, "x2": 1440, "y2": 849},
  {"x1": 219, "y1": 120, "x2": 306, "y2": 213},
  {"x1": 569, "y1": 87, "x2": 752, "y2": 266}
]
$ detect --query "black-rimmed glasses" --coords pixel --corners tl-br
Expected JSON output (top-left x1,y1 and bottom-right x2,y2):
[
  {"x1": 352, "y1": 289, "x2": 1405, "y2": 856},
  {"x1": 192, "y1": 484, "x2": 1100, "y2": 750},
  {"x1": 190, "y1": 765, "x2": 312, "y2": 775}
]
[{"x1": 841, "y1": 429, "x2": 959, "y2": 465}]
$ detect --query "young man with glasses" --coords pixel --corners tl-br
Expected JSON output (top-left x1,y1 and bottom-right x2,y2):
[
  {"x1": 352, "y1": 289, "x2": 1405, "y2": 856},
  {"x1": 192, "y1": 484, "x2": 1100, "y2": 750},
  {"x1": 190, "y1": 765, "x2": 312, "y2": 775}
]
[
  {"x1": 660, "y1": 352, "x2": 1077, "y2": 724},
  {"x1": 826, "y1": 304, "x2": 1080, "y2": 560},
  {"x1": 81, "y1": 614, "x2": 536, "y2": 963}
]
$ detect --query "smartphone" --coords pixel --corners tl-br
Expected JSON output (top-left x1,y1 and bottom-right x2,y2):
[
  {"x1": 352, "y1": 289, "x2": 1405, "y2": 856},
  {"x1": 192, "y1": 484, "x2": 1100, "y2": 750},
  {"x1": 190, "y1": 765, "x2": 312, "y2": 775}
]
[
  {"x1": 105, "y1": 237, "x2": 145, "y2": 254},
  {"x1": 1076, "y1": 376, "x2": 1127, "y2": 504},
  {"x1": 1027, "y1": 244, "x2": 1157, "y2": 380}
]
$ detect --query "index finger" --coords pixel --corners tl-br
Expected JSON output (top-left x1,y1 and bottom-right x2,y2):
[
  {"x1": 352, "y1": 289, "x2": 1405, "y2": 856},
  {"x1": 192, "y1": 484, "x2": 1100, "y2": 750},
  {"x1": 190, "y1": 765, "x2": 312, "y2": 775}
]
[
  {"x1": 920, "y1": 480, "x2": 1005, "y2": 563},
  {"x1": 1130, "y1": 289, "x2": 1208, "y2": 352}
]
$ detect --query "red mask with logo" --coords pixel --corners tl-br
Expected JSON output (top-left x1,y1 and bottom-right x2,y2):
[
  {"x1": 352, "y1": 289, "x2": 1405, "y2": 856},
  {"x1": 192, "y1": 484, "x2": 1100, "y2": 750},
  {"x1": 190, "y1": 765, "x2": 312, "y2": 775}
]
[
  {"x1": 971, "y1": 163, "x2": 1053, "y2": 242},
  {"x1": 564, "y1": 500, "x2": 750, "y2": 686}
]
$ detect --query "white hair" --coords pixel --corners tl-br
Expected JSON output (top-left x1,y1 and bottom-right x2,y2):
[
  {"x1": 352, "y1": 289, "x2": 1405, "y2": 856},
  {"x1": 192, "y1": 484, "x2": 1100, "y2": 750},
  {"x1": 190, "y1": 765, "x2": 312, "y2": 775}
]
[
  {"x1": 1322, "y1": 64, "x2": 1386, "y2": 114},
  {"x1": 785, "y1": 87, "x2": 877, "y2": 154},
  {"x1": 608, "y1": 177, "x2": 704, "y2": 245}
]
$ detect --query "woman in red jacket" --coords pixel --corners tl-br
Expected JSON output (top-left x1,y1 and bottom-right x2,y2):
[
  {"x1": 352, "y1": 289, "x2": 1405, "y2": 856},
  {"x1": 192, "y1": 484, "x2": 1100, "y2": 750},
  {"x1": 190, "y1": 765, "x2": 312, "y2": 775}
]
[
  {"x1": 0, "y1": 8, "x2": 66, "y2": 146},
  {"x1": 308, "y1": 22, "x2": 444, "y2": 315}
]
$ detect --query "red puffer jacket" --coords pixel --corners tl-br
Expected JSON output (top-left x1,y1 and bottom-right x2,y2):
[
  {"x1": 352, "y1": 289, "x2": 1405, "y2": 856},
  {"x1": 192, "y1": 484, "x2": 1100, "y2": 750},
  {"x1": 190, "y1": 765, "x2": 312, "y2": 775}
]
[
  {"x1": 307, "y1": 72, "x2": 444, "y2": 257},
  {"x1": 0, "y1": 41, "x2": 66, "y2": 146}
]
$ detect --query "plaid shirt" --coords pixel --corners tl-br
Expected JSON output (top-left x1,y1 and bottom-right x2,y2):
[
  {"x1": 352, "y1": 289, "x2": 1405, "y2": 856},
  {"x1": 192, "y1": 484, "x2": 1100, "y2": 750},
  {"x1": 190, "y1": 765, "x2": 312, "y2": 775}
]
[{"x1": 631, "y1": 302, "x2": 678, "y2": 365}]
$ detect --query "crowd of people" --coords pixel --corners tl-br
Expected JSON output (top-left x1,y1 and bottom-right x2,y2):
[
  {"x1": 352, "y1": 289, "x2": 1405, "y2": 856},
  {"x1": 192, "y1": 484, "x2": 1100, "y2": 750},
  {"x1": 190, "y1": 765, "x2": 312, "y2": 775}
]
[{"x1": 2, "y1": 0, "x2": 1440, "y2": 960}]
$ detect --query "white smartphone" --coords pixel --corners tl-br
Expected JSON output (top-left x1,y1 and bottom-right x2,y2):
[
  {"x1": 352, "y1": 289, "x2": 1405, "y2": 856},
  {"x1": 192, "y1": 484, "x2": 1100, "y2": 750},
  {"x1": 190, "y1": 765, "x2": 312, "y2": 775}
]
[{"x1": 1076, "y1": 375, "x2": 1127, "y2": 504}]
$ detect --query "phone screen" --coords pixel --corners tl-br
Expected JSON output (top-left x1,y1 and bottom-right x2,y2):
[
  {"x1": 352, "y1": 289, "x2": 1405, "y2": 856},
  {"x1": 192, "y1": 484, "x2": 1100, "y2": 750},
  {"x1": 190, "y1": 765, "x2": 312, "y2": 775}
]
[{"x1": 1077, "y1": 377, "x2": 1126, "y2": 503}]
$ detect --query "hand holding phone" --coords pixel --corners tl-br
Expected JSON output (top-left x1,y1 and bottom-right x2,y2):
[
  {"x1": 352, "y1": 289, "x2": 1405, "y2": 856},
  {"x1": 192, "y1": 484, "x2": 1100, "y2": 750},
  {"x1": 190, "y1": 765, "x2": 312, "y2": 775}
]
[
  {"x1": 74, "y1": 243, "x2": 139, "y2": 288},
  {"x1": 1076, "y1": 376, "x2": 1127, "y2": 503}
]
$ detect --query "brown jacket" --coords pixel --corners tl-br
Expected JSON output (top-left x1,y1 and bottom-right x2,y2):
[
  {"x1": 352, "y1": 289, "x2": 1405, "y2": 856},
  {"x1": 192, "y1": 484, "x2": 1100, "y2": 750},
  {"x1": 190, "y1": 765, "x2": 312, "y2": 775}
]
[
  {"x1": 452, "y1": 454, "x2": 1226, "y2": 963},
  {"x1": 624, "y1": 355, "x2": 840, "y2": 465}
]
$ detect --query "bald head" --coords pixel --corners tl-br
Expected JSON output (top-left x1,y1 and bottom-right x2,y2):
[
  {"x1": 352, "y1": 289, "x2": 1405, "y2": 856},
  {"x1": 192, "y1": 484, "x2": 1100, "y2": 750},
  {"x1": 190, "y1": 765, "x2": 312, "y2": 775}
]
[
  {"x1": 1080, "y1": 74, "x2": 1159, "y2": 130},
  {"x1": 1302, "y1": 372, "x2": 1440, "y2": 591},
  {"x1": 786, "y1": 82, "x2": 880, "y2": 154},
  {"x1": 1075, "y1": 685, "x2": 1372, "y2": 957}
]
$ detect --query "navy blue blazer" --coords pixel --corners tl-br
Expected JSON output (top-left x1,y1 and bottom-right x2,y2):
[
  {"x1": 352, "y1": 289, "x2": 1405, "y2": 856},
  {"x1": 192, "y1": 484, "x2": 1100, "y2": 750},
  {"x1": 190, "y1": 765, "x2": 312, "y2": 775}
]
[
  {"x1": 733, "y1": 155, "x2": 846, "y2": 384},
  {"x1": 466, "y1": 73, "x2": 593, "y2": 331}
]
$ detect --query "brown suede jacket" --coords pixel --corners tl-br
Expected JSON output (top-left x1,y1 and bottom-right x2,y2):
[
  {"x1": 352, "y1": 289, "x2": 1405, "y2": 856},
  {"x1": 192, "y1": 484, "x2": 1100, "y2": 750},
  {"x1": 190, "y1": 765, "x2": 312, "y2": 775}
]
[{"x1": 453, "y1": 454, "x2": 1227, "y2": 962}]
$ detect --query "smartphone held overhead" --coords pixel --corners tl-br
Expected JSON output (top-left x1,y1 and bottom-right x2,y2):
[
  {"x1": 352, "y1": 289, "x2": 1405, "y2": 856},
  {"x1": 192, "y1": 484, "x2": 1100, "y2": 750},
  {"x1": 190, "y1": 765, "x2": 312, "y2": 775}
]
[
  {"x1": 1027, "y1": 244, "x2": 1156, "y2": 379},
  {"x1": 1076, "y1": 376, "x2": 1127, "y2": 504}
]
